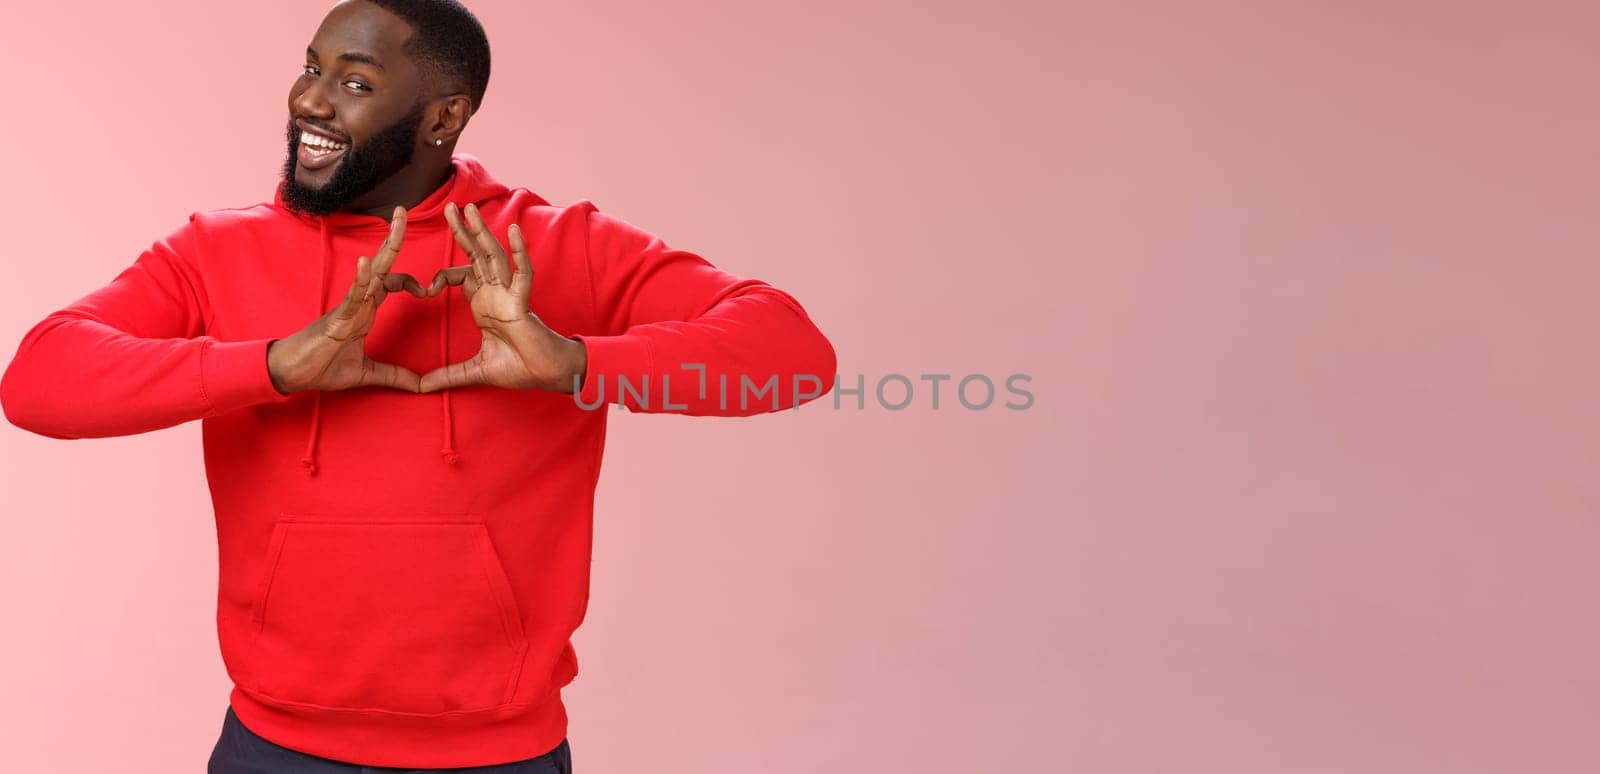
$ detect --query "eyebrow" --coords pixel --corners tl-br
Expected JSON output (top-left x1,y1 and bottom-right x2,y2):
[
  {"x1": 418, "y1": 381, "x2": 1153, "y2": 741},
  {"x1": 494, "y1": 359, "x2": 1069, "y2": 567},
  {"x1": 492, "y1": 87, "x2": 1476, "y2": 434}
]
[{"x1": 306, "y1": 45, "x2": 387, "y2": 72}]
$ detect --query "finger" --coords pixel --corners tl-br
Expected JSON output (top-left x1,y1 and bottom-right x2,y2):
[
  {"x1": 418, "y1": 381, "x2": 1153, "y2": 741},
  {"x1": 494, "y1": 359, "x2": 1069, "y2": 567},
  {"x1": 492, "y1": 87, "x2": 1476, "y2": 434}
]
[
  {"x1": 426, "y1": 265, "x2": 475, "y2": 296},
  {"x1": 444, "y1": 202, "x2": 490, "y2": 286},
  {"x1": 508, "y1": 223, "x2": 534, "y2": 300},
  {"x1": 419, "y1": 354, "x2": 484, "y2": 393},
  {"x1": 372, "y1": 206, "x2": 408, "y2": 276},
  {"x1": 361, "y1": 358, "x2": 422, "y2": 393},
  {"x1": 357, "y1": 253, "x2": 384, "y2": 302},
  {"x1": 466, "y1": 203, "x2": 512, "y2": 286},
  {"x1": 464, "y1": 203, "x2": 505, "y2": 286},
  {"x1": 383, "y1": 271, "x2": 428, "y2": 298},
  {"x1": 455, "y1": 202, "x2": 492, "y2": 285},
  {"x1": 336, "y1": 256, "x2": 373, "y2": 316},
  {"x1": 442, "y1": 202, "x2": 483, "y2": 272}
]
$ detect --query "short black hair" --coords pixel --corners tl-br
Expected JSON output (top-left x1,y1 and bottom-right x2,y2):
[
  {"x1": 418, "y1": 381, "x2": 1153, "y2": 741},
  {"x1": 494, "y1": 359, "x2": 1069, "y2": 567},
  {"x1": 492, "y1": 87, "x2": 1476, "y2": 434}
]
[{"x1": 366, "y1": 0, "x2": 491, "y2": 113}]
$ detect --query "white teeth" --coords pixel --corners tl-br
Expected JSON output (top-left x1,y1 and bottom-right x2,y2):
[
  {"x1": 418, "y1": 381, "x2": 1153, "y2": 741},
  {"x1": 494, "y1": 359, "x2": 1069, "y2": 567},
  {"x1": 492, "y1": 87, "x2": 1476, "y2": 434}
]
[{"x1": 300, "y1": 132, "x2": 346, "y2": 150}]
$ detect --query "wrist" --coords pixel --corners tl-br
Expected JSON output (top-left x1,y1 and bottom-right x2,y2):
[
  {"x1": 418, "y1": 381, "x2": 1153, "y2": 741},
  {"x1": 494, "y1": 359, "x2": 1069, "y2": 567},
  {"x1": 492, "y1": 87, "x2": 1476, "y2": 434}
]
[
  {"x1": 529, "y1": 334, "x2": 587, "y2": 394},
  {"x1": 560, "y1": 336, "x2": 588, "y2": 394},
  {"x1": 267, "y1": 334, "x2": 315, "y2": 395},
  {"x1": 266, "y1": 339, "x2": 290, "y2": 395}
]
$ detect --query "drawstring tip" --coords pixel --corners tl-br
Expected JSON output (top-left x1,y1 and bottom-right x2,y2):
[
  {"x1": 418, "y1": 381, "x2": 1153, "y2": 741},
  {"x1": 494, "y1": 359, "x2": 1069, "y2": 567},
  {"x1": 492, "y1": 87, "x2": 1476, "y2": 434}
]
[
  {"x1": 441, "y1": 448, "x2": 460, "y2": 465},
  {"x1": 300, "y1": 456, "x2": 319, "y2": 475}
]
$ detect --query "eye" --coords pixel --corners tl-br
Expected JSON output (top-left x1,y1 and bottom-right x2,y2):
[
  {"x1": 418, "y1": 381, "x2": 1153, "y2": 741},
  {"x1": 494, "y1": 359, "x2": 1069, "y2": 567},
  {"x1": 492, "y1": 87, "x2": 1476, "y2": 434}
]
[
  {"x1": 344, "y1": 80, "x2": 372, "y2": 92},
  {"x1": 302, "y1": 63, "x2": 319, "y2": 77}
]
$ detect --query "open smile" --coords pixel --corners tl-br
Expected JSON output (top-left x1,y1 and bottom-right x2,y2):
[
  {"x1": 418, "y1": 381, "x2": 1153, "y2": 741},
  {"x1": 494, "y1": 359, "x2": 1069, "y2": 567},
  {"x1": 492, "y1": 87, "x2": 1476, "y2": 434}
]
[{"x1": 296, "y1": 123, "x2": 349, "y2": 171}]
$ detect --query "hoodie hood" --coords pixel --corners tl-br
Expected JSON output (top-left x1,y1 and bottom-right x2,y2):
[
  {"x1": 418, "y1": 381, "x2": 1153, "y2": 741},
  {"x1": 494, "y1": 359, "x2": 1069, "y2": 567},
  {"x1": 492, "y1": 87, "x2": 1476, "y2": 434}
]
[{"x1": 271, "y1": 152, "x2": 547, "y2": 476}]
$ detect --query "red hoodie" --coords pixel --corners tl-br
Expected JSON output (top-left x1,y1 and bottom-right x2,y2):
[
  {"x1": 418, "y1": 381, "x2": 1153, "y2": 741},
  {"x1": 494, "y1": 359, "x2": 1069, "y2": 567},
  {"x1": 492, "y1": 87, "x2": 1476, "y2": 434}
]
[{"x1": 0, "y1": 153, "x2": 836, "y2": 768}]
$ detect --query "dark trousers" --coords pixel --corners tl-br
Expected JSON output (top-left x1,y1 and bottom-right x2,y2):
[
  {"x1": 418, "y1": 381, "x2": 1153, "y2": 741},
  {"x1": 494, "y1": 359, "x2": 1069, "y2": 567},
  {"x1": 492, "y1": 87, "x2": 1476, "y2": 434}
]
[{"x1": 207, "y1": 705, "x2": 573, "y2": 773}]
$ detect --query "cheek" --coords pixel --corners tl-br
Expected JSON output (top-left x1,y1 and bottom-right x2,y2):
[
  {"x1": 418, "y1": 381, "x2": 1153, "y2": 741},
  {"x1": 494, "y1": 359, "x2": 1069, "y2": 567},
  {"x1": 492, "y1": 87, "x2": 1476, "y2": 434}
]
[{"x1": 339, "y1": 113, "x2": 380, "y2": 147}]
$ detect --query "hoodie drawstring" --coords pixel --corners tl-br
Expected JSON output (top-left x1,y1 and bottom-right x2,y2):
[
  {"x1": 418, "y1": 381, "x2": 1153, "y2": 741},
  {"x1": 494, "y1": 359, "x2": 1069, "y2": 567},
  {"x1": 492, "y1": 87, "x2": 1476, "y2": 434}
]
[
  {"x1": 300, "y1": 214, "x2": 463, "y2": 476},
  {"x1": 300, "y1": 220, "x2": 332, "y2": 476},
  {"x1": 439, "y1": 235, "x2": 460, "y2": 466}
]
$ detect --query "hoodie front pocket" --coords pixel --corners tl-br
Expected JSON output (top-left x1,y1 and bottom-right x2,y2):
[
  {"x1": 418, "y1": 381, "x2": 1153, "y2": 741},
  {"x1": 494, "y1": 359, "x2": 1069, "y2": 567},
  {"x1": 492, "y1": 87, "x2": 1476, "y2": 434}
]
[{"x1": 247, "y1": 516, "x2": 528, "y2": 714}]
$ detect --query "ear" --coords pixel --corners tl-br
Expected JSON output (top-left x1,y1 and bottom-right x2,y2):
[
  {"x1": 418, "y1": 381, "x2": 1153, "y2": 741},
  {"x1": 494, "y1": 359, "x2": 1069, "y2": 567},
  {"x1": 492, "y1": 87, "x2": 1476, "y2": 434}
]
[{"x1": 426, "y1": 94, "x2": 474, "y2": 145}]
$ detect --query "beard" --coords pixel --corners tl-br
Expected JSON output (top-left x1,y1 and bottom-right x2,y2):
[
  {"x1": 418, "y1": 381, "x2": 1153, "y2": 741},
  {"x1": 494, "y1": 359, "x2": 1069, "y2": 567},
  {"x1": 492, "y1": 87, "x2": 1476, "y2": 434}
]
[{"x1": 279, "y1": 100, "x2": 426, "y2": 216}]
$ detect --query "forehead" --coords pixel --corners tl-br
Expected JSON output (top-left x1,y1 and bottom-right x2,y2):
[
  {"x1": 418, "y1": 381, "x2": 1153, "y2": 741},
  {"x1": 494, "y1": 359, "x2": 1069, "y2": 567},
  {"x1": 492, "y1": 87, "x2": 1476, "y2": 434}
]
[{"x1": 310, "y1": 0, "x2": 416, "y2": 71}]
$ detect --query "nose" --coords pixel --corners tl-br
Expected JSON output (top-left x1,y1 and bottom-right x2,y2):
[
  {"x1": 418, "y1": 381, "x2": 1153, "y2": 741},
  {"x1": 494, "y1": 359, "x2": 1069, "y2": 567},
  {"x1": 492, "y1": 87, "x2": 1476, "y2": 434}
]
[{"x1": 291, "y1": 76, "x2": 333, "y2": 121}]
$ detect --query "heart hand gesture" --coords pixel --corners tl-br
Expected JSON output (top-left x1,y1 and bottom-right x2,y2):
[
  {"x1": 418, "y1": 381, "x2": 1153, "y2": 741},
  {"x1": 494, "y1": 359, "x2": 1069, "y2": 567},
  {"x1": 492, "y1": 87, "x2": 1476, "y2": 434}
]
[
  {"x1": 267, "y1": 206, "x2": 429, "y2": 394},
  {"x1": 418, "y1": 202, "x2": 587, "y2": 394}
]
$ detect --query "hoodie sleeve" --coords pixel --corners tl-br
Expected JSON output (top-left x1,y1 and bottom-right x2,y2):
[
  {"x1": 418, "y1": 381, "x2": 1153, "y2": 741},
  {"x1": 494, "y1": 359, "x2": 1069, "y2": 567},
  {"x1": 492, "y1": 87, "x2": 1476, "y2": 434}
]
[
  {"x1": 568, "y1": 202, "x2": 837, "y2": 415},
  {"x1": 0, "y1": 215, "x2": 293, "y2": 439}
]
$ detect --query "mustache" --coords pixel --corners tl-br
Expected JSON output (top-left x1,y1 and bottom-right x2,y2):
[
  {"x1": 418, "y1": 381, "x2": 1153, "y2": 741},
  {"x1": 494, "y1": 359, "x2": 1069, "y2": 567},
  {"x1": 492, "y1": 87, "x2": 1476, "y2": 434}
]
[{"x1": 288, "y1": 118, "x2": 350, "y2": 145}]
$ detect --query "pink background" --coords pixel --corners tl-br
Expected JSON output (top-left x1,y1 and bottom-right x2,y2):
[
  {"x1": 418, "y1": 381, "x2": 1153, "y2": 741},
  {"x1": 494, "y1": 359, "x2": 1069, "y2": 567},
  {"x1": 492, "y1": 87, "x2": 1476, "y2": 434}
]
[{"x1": 1, "y1": 1, "x2": 1596, "y2": 772}]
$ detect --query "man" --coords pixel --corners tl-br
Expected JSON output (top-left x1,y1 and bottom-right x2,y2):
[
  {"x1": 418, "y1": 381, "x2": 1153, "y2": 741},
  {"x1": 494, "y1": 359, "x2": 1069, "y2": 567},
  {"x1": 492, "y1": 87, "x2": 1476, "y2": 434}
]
[{"x1": 0, "y1": 0, "x2": 836, "y2": 771}]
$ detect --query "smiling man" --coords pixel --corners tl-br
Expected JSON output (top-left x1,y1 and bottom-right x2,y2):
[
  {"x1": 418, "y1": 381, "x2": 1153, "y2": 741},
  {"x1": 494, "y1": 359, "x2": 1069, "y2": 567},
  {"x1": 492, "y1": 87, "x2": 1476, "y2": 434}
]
[{"x1": 0, "y1": 0, "x2": 836, "y2": 771}]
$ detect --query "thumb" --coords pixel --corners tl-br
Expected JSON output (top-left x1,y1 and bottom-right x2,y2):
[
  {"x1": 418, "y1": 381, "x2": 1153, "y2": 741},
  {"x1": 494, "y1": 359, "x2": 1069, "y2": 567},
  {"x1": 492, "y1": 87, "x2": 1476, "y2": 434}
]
[
  {"x1": 419, "y1": 356, "x2": 483, "y2": 393},
  {"x1": 359, "y1": 358, "x2": 423, "y2": 393}
]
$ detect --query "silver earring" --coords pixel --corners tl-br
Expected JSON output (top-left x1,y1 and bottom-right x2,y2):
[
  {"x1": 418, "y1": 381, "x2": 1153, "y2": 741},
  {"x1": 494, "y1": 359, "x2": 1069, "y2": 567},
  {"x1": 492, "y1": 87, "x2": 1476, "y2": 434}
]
[{"x1": 435, "y1": 138, "x2": 443, "y2": 146}]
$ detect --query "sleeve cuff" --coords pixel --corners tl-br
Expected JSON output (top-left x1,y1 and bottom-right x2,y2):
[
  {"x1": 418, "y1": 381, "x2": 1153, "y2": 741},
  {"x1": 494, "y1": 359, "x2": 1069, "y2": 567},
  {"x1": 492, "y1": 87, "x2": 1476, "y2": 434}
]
[
  {"x1": 570, "y1": 333, "x2": 655, "y2": 408},
  {"x1": 201, "y1": 337, "x2": 294, "y2": 415}
]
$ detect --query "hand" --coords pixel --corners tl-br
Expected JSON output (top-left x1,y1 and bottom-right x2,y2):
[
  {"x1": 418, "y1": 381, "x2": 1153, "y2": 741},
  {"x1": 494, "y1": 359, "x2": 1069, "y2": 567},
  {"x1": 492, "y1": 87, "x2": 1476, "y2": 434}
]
[
  {"x1": 418, "y1": 202, "x2": 587, "y2": 393},
  {"x1": 267, "y1": 206, "x2": 428, "y2": 394}
]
